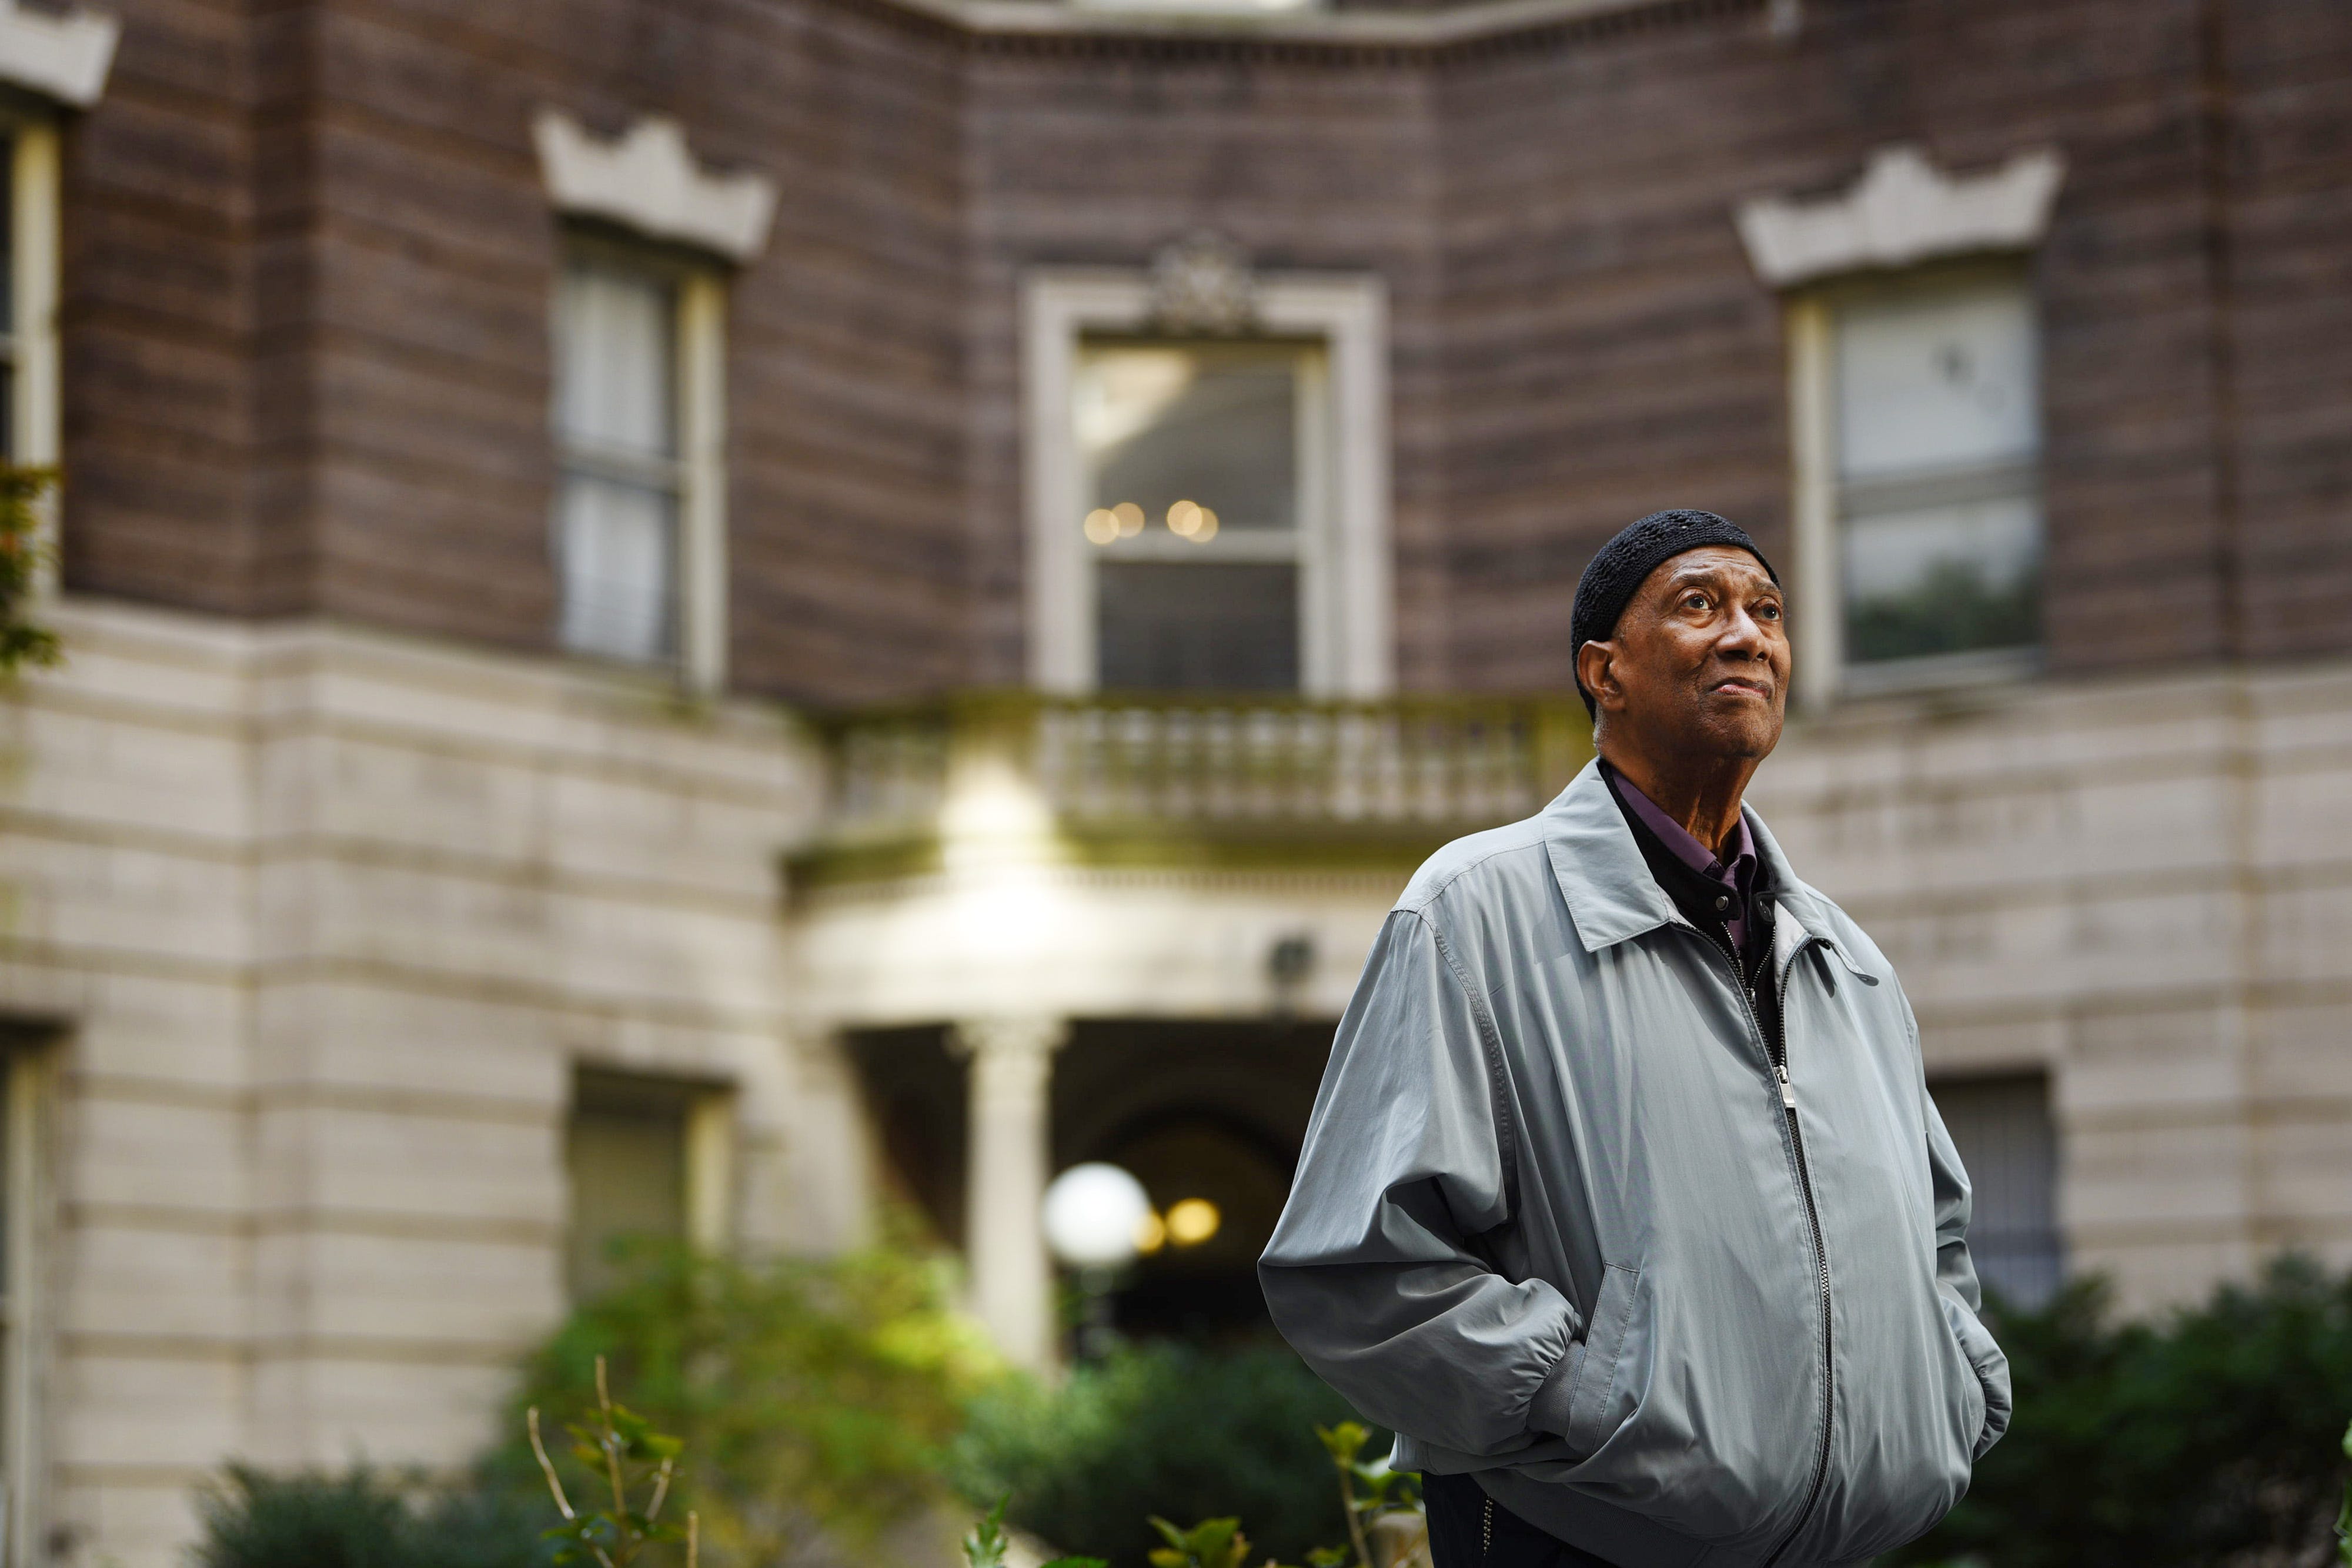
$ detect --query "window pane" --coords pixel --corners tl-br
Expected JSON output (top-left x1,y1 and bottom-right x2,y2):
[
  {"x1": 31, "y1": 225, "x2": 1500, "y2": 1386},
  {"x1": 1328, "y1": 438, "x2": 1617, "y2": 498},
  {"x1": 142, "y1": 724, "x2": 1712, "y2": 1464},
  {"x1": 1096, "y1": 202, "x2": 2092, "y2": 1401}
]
[
  {"x1": 2, "y1": 134, "x2": 14, "y2": 463},
  {"x1": 1078, "y1": 345, "x2": 1299, "y2": 534},
  {"x1": 1098, "y1": 561, "x2": 1299, "y2": 690},
  {"x1": 1837, "y1": 284, "x2": 2037, "y2": 479},
  {"x1": 557, "y1": 262, "x2": 674, "y2": 458},
  {"x1": 1929, "y1": 1073, "x2": 2063, "y2": 1308},
  {"x1": 1, "y1": 134, "x2": 13, "y2": 340},
  {"x1": 567, "y1": 1074, "x2": 693, "y2": 1301},
  {"x1": 1843, "y1": 494, "x2": 2040, "y2": 664},
  {"x1": 559, "y1": 475, "x2": 675, "y2": 663}
]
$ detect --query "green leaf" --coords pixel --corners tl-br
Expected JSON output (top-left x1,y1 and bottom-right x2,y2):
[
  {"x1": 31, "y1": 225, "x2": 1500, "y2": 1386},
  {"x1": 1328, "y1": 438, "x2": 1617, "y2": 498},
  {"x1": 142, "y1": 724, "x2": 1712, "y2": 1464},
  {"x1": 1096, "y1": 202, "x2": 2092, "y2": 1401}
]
[
  {"x1": 964, "y1": 1493, "x2": 1013, "y2": 1568},
  {"x1": 1315, "y1": 1422, "x2": 1369, "y2": 1466}
]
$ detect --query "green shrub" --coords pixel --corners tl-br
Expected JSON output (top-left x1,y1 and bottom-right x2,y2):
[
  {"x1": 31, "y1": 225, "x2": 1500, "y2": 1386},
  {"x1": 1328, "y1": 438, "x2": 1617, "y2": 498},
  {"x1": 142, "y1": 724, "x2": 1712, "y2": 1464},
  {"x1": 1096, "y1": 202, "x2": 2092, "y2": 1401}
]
[
  {"x1": 1892, "y1": 1256, "x2": 2352, "y2": 1567},
  {"x1": 948, "y1": 1342, "x2": 1373, "y2": 1567},
  {"x1": 189, "y1": 1465, "x2": 546, "y2": 1568},
  {"x1": 483, "y1": 1241, "x2": 996, "y2": 1567}
]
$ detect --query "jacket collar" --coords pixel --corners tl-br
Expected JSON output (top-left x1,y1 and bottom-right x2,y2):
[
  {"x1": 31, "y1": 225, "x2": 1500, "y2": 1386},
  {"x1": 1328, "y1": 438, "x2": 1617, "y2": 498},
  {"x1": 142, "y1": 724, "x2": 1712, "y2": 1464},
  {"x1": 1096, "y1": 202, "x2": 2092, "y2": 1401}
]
[{"x1": 1541, "y1": 760, "x2": 1876, "y2": 979}]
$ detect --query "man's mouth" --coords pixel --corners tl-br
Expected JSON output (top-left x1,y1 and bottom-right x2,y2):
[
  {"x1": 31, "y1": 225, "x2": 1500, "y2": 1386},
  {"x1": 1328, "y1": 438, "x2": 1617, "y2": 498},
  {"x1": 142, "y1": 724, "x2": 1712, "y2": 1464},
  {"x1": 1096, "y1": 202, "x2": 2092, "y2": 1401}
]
[{"x1": 1711, "y1": 677, "x2": 1771, "y2": 699}]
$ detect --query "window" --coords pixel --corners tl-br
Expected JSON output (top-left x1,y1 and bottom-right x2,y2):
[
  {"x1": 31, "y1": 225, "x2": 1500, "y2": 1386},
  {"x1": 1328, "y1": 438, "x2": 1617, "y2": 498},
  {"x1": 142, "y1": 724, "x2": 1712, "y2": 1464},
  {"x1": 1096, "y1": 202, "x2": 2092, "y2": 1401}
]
[
  {"x1": 2, "y1": 131, "x2": 15, "y2": 461},
  {"x1": 1023, "y1": 268, "x2": 1391, "y2": 698},
  {"x1": 0, "y1": 1044, "x2": 48, "y2": 1565},
  {"x1": 550, "y1": 246, "x2": 729, "y2": 688},
  {"x1": 564, "y1": 1069, "x2": 733, "y2": 1301},
  {"x1": 1789, "y1": 269, "x2": 2043, "y2": 697},
  {"x1": 1077, "y1": 340, "x2": 1323, "y2": 691},
  {"x1": 4, "y1": 118, "x2": 62, "y2": 483},
  {"x1": 1929, "y1": 1071, "x2": 2063, "y2": 1308}
]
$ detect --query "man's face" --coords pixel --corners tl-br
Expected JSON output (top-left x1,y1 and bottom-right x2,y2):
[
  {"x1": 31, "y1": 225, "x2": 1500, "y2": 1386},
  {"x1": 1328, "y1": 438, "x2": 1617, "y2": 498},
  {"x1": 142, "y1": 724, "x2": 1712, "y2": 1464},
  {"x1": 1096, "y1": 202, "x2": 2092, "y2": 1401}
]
[{"x1": 1581, "y1": 546, "x2": 1789, "y2": 763}]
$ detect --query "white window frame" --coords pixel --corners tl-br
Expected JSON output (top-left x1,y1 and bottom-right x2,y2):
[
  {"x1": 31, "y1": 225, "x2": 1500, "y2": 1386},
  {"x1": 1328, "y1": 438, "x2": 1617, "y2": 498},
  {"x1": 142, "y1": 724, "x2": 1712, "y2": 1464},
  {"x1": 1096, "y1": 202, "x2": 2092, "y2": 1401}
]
[
  {"x1": 1022, "y1": 270, "x2": 1391, "y2": 698},
  {"x1": 550, "y1": 235, "x2": 730, "y2": 694},
  {"x1": 0, "y1": 1045, "x2": 52, "y2": 1568},
  {"x1": 4, "y1": 114, "x2": 64, "y2": 593},
  {"x1": 1786, "y1": 260, "x2": 2046, "y2": 707}
]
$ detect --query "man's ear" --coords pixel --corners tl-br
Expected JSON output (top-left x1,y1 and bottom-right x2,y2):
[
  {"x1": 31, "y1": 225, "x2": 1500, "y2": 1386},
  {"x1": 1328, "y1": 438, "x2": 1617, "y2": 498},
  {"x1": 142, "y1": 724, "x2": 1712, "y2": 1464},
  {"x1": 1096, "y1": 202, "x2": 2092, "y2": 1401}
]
[{"x1": 1576, "y1": 639, "x2": 1620, "y2": 712}]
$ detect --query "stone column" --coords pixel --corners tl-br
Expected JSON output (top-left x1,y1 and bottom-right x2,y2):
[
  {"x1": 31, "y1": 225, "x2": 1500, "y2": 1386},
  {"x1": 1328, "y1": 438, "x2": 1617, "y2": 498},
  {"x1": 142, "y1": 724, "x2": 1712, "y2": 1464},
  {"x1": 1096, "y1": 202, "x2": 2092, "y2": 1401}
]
[{"x1": 955, "y1": 1017, "x2": 1067, "y2": 1370}]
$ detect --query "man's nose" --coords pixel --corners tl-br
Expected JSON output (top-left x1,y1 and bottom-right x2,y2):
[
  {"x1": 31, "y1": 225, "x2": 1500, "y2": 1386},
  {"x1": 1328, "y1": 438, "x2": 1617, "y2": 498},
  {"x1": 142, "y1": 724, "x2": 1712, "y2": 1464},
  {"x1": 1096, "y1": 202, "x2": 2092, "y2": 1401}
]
[{"x1": 1719, "y1": 608, "x2": 1769, "y2": 657}]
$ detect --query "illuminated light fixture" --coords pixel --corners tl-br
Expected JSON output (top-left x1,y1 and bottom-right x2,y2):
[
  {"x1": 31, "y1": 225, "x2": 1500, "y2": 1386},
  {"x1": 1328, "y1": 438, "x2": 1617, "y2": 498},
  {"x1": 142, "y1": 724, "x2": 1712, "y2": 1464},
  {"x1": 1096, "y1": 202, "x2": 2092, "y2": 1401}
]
[
  {"x1": 1083, "y1": 508, "x2": 1119, "y2": 546},
  {"x1": 1112, "y1": 501, "x2": 1145, "y2": 537},
  {"x1": 1165, "y1": 1196, "x2": 1221, "y2": 1247},
  {"x1": 1135, "y1": 1209, "x2": 1167, "y2": 1256},
  {"x1": 1042, "y1": 1163, "x2": 1153, "y2": 1270},
  {"x1": 1167, "y1": 499, "x2": 1202, "y2": 536},
  {"x1": 1190, "y1": 507, "x2": 1218, "y2": 543}
]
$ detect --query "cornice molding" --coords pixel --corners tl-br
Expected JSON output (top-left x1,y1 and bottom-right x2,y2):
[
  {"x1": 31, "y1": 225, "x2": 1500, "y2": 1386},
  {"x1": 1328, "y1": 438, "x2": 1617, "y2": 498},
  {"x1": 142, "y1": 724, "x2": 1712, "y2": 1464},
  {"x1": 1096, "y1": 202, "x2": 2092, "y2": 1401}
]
[
  {"x1": 1736, "y1": 143, "x2": 2067, "y2": 289},
  {"x1": 532, "y1": 109, "x2": 778, "y2": 264},
  {"x1": 883, "y1": 0, "x2": 1696, "y2": 49},
  {"x1": 0, "y1": 0, "x2": 118, "y2": 108}
]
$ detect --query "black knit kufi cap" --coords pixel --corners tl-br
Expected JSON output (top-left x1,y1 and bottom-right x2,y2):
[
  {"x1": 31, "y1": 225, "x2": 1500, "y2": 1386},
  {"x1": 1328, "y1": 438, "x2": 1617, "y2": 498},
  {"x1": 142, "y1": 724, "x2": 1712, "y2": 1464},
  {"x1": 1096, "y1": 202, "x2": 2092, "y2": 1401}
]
[{"x1": 1570, "y1": 509, "x2": 1779, "y2": 717}]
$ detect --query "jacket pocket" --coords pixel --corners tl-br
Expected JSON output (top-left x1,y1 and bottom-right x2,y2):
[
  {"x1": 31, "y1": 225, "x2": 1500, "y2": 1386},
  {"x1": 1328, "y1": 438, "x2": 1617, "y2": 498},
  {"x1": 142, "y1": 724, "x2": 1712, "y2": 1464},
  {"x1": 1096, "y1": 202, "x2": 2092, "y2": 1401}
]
[
  {"x1": 1565, "y1": 1262, "x2": 1642, "y2": 1456},
  {"x1": 1941, "y1": 1296, "x2": 2013, "y2": 1457}
]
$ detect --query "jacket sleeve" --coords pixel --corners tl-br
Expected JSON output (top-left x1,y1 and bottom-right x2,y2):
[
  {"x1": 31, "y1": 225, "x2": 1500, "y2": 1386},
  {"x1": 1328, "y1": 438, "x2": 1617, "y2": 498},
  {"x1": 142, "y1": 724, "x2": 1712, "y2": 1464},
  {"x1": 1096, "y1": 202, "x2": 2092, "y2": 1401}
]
[
  {"x1": 1922, "y1": 1074, "x2": 2014, "y2": 1458},
  {"x1": 1258, "y1": 907, "x2": 1581, "y2": 1457}
]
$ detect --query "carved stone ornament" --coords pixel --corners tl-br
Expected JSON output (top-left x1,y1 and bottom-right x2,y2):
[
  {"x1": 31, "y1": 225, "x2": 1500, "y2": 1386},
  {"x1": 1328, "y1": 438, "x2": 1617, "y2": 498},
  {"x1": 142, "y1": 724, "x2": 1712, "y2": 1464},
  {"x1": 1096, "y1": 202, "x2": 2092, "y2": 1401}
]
[
  {"x1": 533, "y1": 109, "x2": 779, "y2": 264},
  {"x1": 0, "y1": 0, "x2": 119, "y2": 107},
  {"x1": 1148, "y1": 231, "x2": 1259, "y2": 335},
  {"x1": 1735, "y1": 143, "x2": 2066, "y2": 289}
]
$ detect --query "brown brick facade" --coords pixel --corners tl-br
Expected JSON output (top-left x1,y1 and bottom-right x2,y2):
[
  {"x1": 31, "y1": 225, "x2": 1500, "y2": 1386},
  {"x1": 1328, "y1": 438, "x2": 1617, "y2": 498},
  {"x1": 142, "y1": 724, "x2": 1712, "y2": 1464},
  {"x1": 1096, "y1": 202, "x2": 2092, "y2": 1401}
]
[{"x1": 53, "y1": 0, "x2": 2352, "y2": 703}]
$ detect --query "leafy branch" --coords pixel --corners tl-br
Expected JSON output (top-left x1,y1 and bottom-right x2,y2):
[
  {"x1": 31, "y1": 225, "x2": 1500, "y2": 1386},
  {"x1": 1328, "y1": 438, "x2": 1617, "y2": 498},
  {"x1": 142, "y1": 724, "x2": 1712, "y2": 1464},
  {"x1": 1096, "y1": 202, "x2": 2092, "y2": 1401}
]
[
  {"x1": 961, "y1": 1493, "x2": 1105, "y2": 1568},
  {"x1": 1306, "y1": 1423, "x2": 1424, "y2": 1568},
  {"x1": 0, "y1": 463, "x2": 61, "y2": 674},
  {"x1": 528, "y1": 1355, "x2": 699, "y2": 1568}
]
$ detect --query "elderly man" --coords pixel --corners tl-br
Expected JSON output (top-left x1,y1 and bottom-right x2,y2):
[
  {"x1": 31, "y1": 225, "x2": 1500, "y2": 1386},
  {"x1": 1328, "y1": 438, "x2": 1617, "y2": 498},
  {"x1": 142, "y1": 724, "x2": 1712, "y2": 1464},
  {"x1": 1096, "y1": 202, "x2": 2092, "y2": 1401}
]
[{"x1": 1262, "y1": 511, "x2": 2010, "y2": 1567}]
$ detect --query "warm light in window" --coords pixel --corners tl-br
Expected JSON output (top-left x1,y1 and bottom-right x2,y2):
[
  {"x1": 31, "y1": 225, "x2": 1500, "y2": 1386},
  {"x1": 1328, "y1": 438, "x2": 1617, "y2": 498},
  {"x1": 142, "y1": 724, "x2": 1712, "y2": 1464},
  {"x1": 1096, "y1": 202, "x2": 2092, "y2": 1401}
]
[
  {"x1": 1168, "y1": 499, "x2": 1201, "y2": 535},
  {"x1": 1165, "y1": 1197, "x2": 1221, "y2": 1246},
  {"x1": 1084, "y1": 508, "x2": 1119, "y2": 545},
  {"x1": 1135, "y1": 1209, "x2": 1167, "y2": 1255},
  {"x1": 1112, "y1": 500, "x2": 1146, "y2": 537},
  {"x1": 1190, "y1": 507, "x2": 1218, "y2": 543}
]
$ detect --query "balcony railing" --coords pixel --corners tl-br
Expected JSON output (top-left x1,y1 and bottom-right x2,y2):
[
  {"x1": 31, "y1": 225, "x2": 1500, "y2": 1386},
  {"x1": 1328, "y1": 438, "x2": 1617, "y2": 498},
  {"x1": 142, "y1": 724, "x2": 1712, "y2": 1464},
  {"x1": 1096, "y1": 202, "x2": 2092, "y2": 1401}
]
[{"x1": 791, "y1": 690, "x2": 1593, "y2": 888}]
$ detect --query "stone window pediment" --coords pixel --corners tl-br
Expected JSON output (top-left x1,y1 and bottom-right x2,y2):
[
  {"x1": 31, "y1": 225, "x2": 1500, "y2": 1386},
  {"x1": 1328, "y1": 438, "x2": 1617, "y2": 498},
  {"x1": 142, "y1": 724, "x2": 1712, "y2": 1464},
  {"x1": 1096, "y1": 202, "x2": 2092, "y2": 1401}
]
[
  {"x1": 532, "y1": 109, "x2": 778, "y2": 265},
  {"x1": 1736, "y1": 143, "x2": 2065, "y2": 289}
]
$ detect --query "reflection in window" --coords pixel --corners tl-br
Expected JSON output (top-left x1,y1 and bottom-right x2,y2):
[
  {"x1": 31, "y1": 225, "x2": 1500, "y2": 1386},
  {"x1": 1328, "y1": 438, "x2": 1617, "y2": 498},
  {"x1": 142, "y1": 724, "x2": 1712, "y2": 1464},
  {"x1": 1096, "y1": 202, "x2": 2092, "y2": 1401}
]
[
  {"x1": 1833, "y1": 279, "x2": 2042, "y2": 676},
  {"x1": 1929, "y1": 1071, "x2": 2063, "y2": 1309},
  {"x1": 1076, "y1": 340, "x2": 1318, "y2": 691},
  {"x1": 554, "y1": 257, "x2": 681, "y2": 665}
]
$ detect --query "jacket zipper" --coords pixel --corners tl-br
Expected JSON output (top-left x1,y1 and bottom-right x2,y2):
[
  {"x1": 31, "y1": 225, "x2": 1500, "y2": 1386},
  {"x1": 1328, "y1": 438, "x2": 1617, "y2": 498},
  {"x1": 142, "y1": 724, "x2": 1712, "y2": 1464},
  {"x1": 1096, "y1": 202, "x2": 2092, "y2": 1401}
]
[{"x1": 1683, "y1": 920, "x2": 1835, "y2": 1567}]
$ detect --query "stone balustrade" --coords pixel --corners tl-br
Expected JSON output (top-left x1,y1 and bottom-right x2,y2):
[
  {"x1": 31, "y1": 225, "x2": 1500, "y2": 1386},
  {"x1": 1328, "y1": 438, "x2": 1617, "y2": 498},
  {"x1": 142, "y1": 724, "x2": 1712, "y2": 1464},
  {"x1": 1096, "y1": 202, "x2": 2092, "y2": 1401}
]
[{"x1": 800, "y1": 690, "x2": 1593, "y2": 887}]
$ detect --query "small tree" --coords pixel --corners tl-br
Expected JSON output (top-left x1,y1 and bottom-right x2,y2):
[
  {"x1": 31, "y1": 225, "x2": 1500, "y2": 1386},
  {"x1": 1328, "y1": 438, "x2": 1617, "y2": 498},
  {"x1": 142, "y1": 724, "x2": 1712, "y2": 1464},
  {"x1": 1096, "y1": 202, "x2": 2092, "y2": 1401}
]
[{"x1": 526, "y1": 1356, "x2": 698, "y2": 1568}]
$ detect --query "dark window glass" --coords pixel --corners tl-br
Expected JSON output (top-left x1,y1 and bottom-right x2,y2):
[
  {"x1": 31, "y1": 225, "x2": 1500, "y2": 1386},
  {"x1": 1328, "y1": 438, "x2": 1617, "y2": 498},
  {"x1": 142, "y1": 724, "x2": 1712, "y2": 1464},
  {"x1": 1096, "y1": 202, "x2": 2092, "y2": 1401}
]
[
  {"x1": 1097, "y1": 562, "x2": 1299, "y2": 691},
  {"x1": 1929, "y1": 1071, "x2": 2063, "y2": 1308}
]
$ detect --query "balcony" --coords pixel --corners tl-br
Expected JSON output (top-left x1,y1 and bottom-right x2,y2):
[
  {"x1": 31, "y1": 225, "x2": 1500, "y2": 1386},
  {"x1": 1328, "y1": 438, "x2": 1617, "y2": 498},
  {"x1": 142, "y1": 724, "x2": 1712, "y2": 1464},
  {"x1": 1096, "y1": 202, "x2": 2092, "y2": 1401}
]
[{"x1": 787, "y1": 689, "x2": 1593, "y2": 891}]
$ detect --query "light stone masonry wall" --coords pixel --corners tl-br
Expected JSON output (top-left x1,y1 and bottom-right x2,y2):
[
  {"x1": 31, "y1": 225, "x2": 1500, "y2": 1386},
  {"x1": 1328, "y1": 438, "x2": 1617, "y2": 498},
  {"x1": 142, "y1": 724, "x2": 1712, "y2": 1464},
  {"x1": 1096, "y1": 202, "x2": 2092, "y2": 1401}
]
[
  {"x1": 3, "y1": 592, "x2": 2348, "y2": 1564},
  {"x1": 1752, "y1": 662, "x2": 2352, "y2": 1313},
  {"x1": 0, "y1": 599, "x2": 845, "y2": 1568}
]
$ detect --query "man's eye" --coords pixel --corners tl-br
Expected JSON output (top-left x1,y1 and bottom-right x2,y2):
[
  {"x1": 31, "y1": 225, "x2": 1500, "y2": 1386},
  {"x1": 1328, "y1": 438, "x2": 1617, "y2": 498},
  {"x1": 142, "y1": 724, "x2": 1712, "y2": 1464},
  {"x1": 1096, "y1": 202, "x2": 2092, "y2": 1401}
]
[
  {"x1": 1684, "y1": 594, "x2": 1710, "y2": 611},
  {"x1": 1758, "y1": 603, "x2": 1782, "y2": 620}
]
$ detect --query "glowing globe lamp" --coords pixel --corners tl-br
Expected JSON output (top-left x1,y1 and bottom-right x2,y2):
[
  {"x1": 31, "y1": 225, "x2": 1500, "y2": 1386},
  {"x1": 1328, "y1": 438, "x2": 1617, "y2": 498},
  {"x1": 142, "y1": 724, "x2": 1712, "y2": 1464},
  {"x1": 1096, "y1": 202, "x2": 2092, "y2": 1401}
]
[{"x1": 1041, "y1": 1162, "x2": 1152, "y2": 1271}]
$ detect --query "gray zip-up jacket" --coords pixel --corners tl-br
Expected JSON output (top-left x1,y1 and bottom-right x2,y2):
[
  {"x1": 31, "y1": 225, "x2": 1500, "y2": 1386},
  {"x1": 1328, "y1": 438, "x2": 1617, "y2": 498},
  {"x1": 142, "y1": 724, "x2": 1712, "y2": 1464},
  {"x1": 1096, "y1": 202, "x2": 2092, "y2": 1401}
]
[{"x1": 1261, "y1": 763, "x2": 2011, "y2": 1568}]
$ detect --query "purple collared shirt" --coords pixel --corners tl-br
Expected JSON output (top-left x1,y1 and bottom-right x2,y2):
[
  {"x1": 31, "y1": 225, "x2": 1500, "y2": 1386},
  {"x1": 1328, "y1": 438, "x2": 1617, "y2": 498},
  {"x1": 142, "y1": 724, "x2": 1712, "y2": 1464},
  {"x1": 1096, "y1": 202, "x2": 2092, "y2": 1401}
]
[{"x1": 1614, "y1": 774, "x2": 1762, "y2": 953}]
